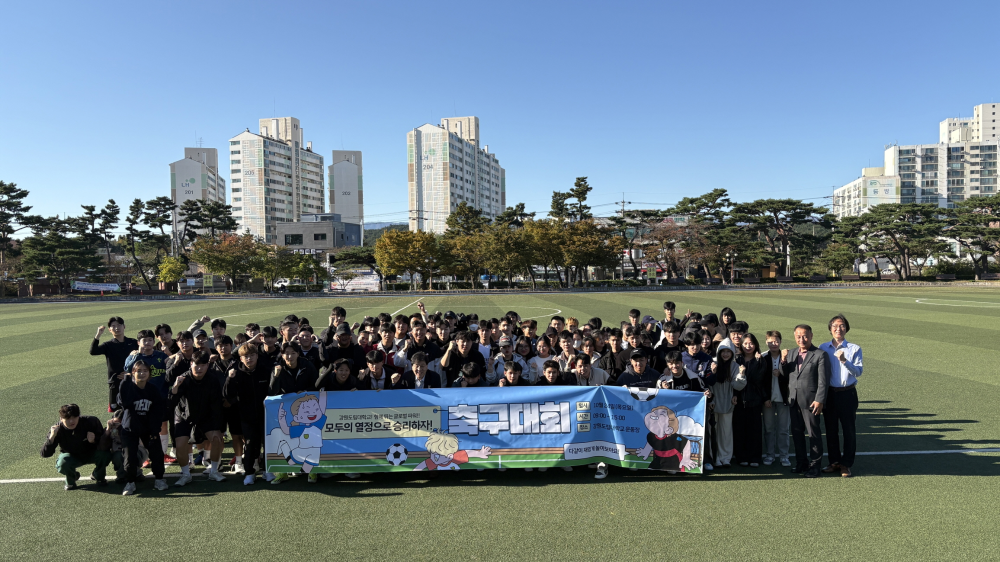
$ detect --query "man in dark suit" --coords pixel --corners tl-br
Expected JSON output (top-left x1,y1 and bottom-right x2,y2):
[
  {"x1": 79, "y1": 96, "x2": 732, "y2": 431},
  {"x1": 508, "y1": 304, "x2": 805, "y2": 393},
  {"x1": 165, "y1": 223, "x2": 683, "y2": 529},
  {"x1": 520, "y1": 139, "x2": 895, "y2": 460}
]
[{"x1": 780, "y1": 324, "x2": 830, "y2": 478}]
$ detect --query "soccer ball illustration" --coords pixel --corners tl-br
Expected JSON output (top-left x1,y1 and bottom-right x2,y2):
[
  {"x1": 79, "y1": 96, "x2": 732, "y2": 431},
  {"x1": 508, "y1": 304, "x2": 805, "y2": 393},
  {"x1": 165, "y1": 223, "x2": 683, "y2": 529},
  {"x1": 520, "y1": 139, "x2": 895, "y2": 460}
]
[
  {"x1": 628, "y1": 387, "x2": 659, "y2": 401},
  {"x1": 385, "y1": 444, "x2": 408, "y2": 466}
]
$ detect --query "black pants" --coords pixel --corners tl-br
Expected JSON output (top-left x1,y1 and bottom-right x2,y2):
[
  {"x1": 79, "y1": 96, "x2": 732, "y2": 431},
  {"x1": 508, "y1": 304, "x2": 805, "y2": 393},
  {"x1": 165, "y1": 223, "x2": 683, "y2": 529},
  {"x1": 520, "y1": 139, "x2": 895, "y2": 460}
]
[
  {"x1": 122, "y1": 430, "x2": 164, "y2": 482},
  {"x1": 824, "y1": 387, "x2": 858, "y2": 468},
  {"x1": 790, "y1": 399, "x2": 823, "y2": 470},
  {"x1": 733, "y1": 402, "x2": 763, "y2": 464},
  {"x1": 241, "y1": 418, "x2": 264, "y2": 475},
  {"x1": 703, "y1": 406, "x2": 716, "y2": 465}
]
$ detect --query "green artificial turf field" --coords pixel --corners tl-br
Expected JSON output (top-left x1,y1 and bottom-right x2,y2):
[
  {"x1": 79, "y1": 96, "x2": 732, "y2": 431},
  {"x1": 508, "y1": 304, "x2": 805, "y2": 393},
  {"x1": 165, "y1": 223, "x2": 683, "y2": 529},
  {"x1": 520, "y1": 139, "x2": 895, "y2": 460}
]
[{"x1": 2, "y1": 287, "x2": 999, "y2": 560}]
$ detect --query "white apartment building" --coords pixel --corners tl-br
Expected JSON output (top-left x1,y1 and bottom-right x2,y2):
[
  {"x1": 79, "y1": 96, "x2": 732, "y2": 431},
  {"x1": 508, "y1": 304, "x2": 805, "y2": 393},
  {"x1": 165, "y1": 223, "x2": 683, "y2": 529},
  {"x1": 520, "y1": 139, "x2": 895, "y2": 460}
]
[
  {"x1": 834, "y1": 103, "x2": 999, "y2": 218},
  {"x1": 229, "y1": 117, "x2": 324, "y2": 243},
  {"x1": 169, "y1": 147, "x2": 226, "y2": 234},
  {"x1": 407, "y1": 116, "x2": 506, "y2": 233},
  {"x1": 328, "y1": 150, "x2": 363, "y2": 225}
]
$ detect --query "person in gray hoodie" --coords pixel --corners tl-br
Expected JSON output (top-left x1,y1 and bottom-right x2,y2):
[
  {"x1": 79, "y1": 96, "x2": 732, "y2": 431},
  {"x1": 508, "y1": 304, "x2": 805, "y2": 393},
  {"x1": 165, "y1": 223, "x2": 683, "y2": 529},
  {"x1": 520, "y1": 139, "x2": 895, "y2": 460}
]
[{"x1": 709, "y1": 339, "x2": 747, "y2": 467}]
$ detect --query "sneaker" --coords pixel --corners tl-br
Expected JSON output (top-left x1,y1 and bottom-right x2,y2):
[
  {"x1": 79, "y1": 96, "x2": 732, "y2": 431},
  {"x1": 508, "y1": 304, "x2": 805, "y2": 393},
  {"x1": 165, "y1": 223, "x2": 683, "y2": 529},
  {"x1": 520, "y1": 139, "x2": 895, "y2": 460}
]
[
  {"x1": 122, "y1": 482, "x2": 137, "y2": 496},
  {"x1": 595, "y1": 464, "x2": 608, "y2": 479},
  {"x1": 174, "y1": 473, "x2": 193, "y2": 487},
  {"x1": 762, "y1": 456, "x2": 774, "y2": 466},
  {"x1": 345, "y1": 473, "x2": 360, "y2": 479},
  {"x1": 307, "y1": 473, "x2": 318, "y2": 484},
  {"x1": 270, "y1": 472, "x2": 288, "y2": 485},
  {"x1": 154, "y1": 479, "x2": 168, "y2": 491},
  {"x1": 263, "y1": 472, "x2": 276, "y2": 482},
  {"x1": 749, "y1": 462, "x2": 759, "y2": 467},
  {"x1": 497, "y1": 467, "x2": 507, "y2": 472},
  {"x1": 207, "y1": 469, "x2": 226, "y2": 482},
  {"x1": 142, "y1": 458, "x2": 151, "y2": 469},
  {"x1": 202, "y1": 455, "x2": 212, "y2": 468},
  {"x1": 587, "y1": 463, "x2": 598, "y2": 469},
  {"x1": 739, "y1": 462, "x2": 749, "y2": 467},
  {"x1": 537, "y1": 467, "x2": 548, "y2": 472},
  {"x1": 64, "y1": 483, "x2": 78, "y2": 491},
  {"x1": 228, "y1": 457, "x2": 238, "y2": 471},
  {"x1": 561, "y1": 466, "x2": 573, "y2": 472},
  {"x1": 233, "y1": 461, "x2": 245, "y2": 474},
  {"x1": 523, "y1": 468, "x2": 534, "y2": 472},
  {"x1": 163, "y1": 454, "x2": 177, "y2": 465},
  {"x1": 243, "y1": 474, "x2": 255, "y2": 486},
  {"x1": 704, "y1": 463, "x2": 714, "y2": 471},
  {"x1": 780, "y1": 458, "x2": 792, "y2": 467}
]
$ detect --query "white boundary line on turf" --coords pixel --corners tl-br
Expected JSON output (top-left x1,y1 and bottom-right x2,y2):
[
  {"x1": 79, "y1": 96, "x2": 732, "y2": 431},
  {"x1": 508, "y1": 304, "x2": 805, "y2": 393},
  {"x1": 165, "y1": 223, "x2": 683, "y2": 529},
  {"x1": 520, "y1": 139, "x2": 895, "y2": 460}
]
[
  {"x1": 4, "y1": 448, "x2": 999, "y2": 484},
  {"x1": 914, "y1": 298, "x2": 1000, "y2": 307},
  {"x1": 391, "y1": 299, "x2": 422, "y2": 316}
]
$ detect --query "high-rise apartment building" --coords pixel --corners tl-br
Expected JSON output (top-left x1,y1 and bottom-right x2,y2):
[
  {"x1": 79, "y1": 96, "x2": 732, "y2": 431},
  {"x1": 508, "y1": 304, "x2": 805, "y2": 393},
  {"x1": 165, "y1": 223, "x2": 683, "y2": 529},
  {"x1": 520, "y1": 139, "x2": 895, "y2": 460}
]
[
  {"x1": 229, "y1": 117, "x2": 324, "y2": 243},
  {"x1": 328, "y1": 150, "x2": 363, "y2": 225},
  {"x1": 834, "y1": 103, "x2": 999, "y2": 218},
  {"x1": 169, "y1": 147, "x2": 226, "y2": 236},
  {"x1": 407, "y1": 116, "x2": 505, "y2": 233}
]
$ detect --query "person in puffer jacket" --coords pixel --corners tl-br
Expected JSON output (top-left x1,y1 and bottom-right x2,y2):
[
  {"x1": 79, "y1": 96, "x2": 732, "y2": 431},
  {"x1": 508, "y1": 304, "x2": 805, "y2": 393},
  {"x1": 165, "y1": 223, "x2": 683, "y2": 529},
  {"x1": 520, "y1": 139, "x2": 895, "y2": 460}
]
[{"x1": 709, "y1": 338, "x2": 747, "y2": 467}]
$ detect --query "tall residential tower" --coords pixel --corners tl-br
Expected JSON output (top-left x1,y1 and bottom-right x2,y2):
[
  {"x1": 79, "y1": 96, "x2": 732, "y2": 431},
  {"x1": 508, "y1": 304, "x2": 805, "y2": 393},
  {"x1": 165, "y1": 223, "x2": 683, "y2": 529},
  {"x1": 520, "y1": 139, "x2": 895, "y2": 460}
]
[
  {"x1": 407, "y1": 116, "x2": 505, "y2": 233},
  {"x1": 328, "y1": 150, "x2": 363, "y2": 225},
  {"x1": 229, "y1": 117, "x2": 324, "y2": 243},
  {"x1": 169, "y1": 147, "x2": 226, "y2": 238}
]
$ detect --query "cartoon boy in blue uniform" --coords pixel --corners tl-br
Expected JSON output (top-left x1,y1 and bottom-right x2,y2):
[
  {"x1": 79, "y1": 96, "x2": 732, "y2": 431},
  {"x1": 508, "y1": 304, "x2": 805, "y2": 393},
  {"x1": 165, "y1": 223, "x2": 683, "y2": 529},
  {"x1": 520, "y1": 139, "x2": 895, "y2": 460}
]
[{"x1": 276, "y1": 391, "x2": 327, "y2": 474}]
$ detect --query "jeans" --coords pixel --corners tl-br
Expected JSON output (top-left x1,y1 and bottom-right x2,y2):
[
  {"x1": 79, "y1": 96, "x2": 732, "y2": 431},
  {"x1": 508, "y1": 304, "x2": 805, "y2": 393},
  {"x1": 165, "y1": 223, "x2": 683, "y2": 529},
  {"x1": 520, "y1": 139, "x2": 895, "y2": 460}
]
[
  {"x1": 56, "y1": 450, "x2": 112, "y2": 485},
  {"x1": 762, "y1": 401, "x2": 790, "y2": 459}
]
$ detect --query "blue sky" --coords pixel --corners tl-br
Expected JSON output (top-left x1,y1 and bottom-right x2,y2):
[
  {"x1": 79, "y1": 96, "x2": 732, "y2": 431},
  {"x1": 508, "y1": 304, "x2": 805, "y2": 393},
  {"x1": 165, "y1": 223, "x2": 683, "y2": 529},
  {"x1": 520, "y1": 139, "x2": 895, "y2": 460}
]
[{"x1": 3, "y1": 0, "x2": 999, "y2": 232}]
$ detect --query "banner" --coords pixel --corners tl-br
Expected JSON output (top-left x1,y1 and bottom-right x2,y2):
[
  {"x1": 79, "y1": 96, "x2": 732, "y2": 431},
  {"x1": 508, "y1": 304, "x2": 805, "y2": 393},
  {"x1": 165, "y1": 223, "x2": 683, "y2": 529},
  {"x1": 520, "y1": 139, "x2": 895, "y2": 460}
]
[
  {"x1": 264, "y1": 386, "x2": 706, "y2": 474},
  {"x1": 71, "y1": 281, "x2": 120, "y2": 292}
]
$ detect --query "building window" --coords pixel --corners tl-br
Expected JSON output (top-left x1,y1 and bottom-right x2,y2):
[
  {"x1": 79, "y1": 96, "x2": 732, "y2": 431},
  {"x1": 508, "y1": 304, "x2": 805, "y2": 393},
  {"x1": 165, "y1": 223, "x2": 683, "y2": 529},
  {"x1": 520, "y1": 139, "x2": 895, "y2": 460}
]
[
  {"x1": 230, "y1": 141, "x2": 240, "y2": 146},
  {"x1": 314, "y1": 233, "x2": 327, "y2": 241},
  {"x1": 285, "y1": 234, "x2": 303, "y2": 245}
]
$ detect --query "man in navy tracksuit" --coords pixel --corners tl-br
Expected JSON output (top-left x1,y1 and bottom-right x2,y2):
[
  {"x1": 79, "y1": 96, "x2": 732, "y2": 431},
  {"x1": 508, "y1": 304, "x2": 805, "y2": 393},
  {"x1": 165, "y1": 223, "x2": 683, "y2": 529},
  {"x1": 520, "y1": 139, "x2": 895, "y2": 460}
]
[
  {"x1": 117, "y1": 360, "x2": 167, "y2": 495},
  {"x1": 224, "y1": 343, "x2": 273, "y2": 485}
]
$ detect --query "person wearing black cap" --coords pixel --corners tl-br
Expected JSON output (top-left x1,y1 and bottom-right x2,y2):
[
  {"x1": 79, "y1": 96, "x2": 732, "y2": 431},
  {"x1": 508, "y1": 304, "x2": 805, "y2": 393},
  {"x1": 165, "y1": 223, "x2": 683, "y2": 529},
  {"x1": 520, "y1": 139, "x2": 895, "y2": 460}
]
[
  {"x1": 321, "y1": 322, "x2": 366, "y2": 377},
  {"x1": 616, "y1": 349, "x2": 661, "y2": 387},
  {"x1": 488, "y1": 335, "x2": 527, "y2": 385}
]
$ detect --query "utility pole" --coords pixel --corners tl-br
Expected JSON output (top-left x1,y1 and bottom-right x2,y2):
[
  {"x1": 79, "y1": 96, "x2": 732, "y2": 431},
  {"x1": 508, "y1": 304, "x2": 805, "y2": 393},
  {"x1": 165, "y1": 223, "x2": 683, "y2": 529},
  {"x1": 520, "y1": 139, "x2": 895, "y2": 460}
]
[{"x1": 619, "y1": 193, "x2": 631, "y2": 280}]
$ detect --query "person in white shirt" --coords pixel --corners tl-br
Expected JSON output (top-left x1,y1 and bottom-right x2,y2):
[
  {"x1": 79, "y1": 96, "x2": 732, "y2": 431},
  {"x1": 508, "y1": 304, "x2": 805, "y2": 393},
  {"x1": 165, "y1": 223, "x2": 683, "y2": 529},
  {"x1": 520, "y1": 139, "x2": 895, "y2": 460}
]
[
  {"x1": 818, "y1": 314, "x2": 863, "y2": 478},
  {"x1": 526, "y1": 337, "x2": 555, "y2": 384}
]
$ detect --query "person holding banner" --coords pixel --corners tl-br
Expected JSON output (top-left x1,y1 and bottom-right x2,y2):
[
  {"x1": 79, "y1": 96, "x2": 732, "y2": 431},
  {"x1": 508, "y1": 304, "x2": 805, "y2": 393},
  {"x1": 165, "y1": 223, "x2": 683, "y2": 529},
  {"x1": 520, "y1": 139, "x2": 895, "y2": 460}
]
[{"x1": 89, "y1": 316, "x2": 138, "y2": 411}]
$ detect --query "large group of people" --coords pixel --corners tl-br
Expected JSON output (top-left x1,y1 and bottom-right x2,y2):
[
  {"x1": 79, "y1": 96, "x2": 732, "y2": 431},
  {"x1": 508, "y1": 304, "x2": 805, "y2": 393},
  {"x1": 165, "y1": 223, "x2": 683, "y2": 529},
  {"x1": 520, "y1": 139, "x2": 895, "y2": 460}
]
[{"x1": 43, "y1": 300, "x2": 864, "y2": 495}]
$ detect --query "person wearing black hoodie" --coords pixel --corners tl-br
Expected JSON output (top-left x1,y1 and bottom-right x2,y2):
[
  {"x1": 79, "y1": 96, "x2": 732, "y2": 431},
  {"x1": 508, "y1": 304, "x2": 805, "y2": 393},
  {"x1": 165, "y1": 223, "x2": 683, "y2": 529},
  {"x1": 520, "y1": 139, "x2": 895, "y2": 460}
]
[
  {"x1": 89, "y1": 316, "x2": 138, "y2": 411},
  {"x1": 40, "y1": 403, "x2": 112, "y2": 490},
  {"x1": 224, "y1": 343, "x2": 274, "y2": 485},
  {"x1": 117, "y1": 360, "x2": 167, "y2": 495},
  {"x1": 321, "y1": 323, "x2": 366, "y2": 376},
  {"x1": 316, "y1": 358, "x2": 361, "y2": 391},
  {"x1": 270, "y1": 342, "x2": 320, "y2": 395},
  {"x1": 170, "y1": 350, "x2": 226, "y2": 486}
]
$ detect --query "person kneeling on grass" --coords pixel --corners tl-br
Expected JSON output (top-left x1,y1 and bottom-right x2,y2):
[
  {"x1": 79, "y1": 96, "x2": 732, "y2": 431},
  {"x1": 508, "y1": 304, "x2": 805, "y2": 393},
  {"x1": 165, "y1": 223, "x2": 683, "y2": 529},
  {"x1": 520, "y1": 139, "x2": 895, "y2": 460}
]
[
  {"x1": 41, "y1": 404, "x2": 113, "y2": 490},
  {"x1": 118, "y1": 360, "x2": 167, "y2": 495},
  {"x1": 170, "y1": 351, "x2": 227, "y2": 486}
]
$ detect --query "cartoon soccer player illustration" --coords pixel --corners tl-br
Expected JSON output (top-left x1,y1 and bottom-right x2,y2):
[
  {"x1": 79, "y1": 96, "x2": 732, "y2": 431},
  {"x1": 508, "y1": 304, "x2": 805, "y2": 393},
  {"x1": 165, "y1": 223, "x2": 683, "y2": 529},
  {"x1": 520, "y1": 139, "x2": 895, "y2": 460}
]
[
  {"x1": 413, "y1": 432, "x2": 492, "y2": 471},
  {"x1": 628, "y1": 405, "x2": 699, "y2": 473},
  {"x1": 276, "y1": 391, "x2": 327, "y2": 474}
]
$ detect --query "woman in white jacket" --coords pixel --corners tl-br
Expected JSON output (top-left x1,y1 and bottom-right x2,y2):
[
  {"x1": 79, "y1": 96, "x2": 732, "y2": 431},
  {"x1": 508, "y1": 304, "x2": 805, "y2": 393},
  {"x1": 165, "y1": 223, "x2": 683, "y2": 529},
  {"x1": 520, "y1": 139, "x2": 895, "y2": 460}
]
[{"x1": 710, "y1": 339, "x2": 747, "y2": 468}]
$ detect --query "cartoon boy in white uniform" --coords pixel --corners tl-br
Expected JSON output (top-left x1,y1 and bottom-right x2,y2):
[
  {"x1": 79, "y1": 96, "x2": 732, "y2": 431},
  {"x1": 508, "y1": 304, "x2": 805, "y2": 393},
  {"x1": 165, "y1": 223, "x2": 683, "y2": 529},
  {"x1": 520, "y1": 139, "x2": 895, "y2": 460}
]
[
  {"x1": 413, "y1": 432, "x2": 491, "y2": 471},
  {"x1": 276, "y1": 391, "x2": 327, "y2": 474}
]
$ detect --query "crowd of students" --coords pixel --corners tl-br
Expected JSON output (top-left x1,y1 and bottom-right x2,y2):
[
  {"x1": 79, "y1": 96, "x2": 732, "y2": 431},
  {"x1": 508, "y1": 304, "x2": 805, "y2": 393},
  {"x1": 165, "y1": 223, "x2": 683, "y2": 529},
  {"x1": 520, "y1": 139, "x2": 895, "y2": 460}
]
[{"x1": 43, "y1": 300, "x2": 863, "y2": 495}]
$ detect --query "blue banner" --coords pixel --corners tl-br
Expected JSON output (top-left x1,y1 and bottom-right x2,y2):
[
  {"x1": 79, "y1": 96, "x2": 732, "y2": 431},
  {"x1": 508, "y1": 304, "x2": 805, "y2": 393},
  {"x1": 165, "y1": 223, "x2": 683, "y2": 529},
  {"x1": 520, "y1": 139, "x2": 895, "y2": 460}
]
[{"x1": 264, "y1": 386, "x2": 707, "y2": 474}]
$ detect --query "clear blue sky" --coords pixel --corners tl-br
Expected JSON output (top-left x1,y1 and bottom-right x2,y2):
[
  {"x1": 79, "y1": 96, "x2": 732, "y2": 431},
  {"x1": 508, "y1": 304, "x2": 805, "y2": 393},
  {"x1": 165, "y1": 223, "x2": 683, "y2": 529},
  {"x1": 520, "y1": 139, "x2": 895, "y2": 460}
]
[{"x1": 3, "y1": 0, "x2": 999, "y2": 233}]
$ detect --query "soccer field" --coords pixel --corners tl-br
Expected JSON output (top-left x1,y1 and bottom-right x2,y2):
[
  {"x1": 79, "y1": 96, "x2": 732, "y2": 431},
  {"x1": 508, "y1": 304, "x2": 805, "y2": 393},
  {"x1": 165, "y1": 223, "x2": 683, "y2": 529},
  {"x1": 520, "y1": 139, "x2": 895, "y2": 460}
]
[{"x1": 2, "y1": 287, "x2": 999, "y2": 560}]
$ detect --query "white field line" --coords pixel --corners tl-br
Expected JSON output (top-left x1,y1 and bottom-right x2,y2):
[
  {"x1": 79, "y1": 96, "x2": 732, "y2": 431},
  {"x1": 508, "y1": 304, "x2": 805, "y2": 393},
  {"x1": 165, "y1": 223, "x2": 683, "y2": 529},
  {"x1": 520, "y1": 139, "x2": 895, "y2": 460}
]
[
  {"x1": 914, "y1": 298, "x2": 1000, "y2": 307},
  {"x1": 391, "y1": 299, "x2": 423, "y2": 316},
  {"x1": 4, "y1": 448, "x2": 999, "y2": 484}
]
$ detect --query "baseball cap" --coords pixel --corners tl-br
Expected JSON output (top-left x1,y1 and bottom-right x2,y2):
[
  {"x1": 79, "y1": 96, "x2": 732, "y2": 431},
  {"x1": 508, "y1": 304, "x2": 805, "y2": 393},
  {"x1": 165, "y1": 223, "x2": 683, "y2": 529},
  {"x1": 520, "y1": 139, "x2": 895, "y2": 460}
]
[
  {"x1": 192, "y1": 329, "x2": 208, "y2": 338},
  {"x1": 642, "y1": 315, "x2": 657, "y2": 325},
  {"x1": 335, "y1": 323, "x2": 351, "y2": 336},
  {"x1": 444, "y1": 311, "x2": 457, "y2": 319},
  {"x1": 630, "y1": 348, "x2": 647, "y2": 360},
  {"x1": 498, "y1": 336, "x2": 513, "y2": 347}
]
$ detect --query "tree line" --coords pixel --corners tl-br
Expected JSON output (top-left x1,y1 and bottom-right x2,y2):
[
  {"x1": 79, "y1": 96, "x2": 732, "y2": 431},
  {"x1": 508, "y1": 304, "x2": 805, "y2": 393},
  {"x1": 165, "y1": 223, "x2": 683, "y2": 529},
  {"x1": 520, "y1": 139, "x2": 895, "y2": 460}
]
[{"x1": 3, "y1": 176, "x2": 1000, "y2": 293}]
